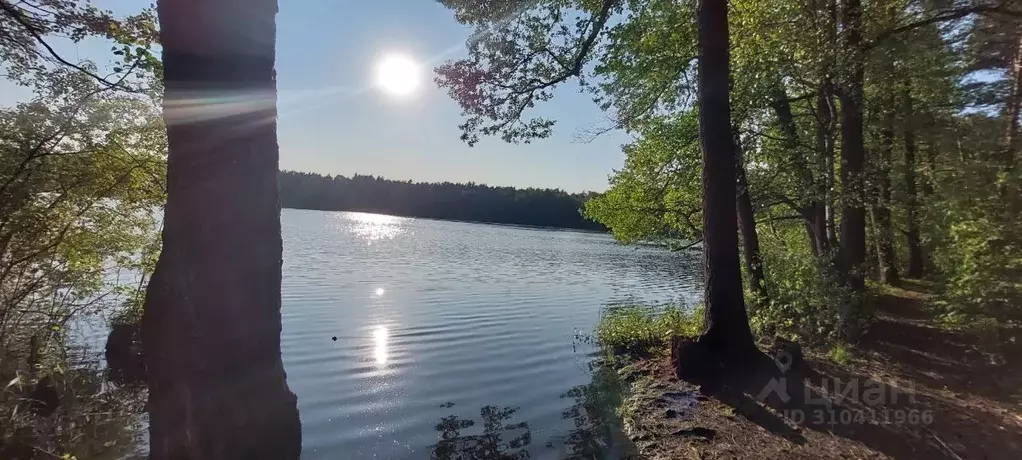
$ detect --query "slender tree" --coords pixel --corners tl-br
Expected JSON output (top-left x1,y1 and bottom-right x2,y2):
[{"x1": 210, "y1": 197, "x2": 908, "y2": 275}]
[
  {"x1": 816, "y1": 80, "x2": 839, "y2": 252},
  {"x1": 696, "y1": 0, "x2": 756, "y2": 358},
  {"x1": 901, "y1": 78, "x2": 926, "y2": 278},
  {"x1": 141, "y1": 0, "x2": 301, "y2": 458},
  {"x1": 771, "y1": 86, "x2": 828, "y2": 256},
  {"x1": 735, "y1": 133, "x2": 768, "y2": 303},
  {"x1": 872, "y1": 71, "x2": 900, "y2": 285},
  {"x1": 1006, "y1": 33, "x2": 1022, "y2": 171}
]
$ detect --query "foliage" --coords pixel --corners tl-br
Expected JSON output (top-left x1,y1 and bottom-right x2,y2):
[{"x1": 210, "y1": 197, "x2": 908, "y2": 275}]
[
  {"x1": 751, "y1": 226, "x2": 842, "y2": 341},
  {"x1": 0, "y1": 1, "x2": 164, "y2": 456},
  {"x1": 436, "y1": 0, "x2": 1022, "y2": 342},
  {"x1": 279, "y1": 170, "x2": 603, "y2": 230},
  {"x1": 595, "y1": 305, "x2": 703, "y2": 356},
  {"x1": 0, "y1": 67, "x2": 165, "y2": 352},
  {"x1": 583, "y1": 112, "x2": 701, "y2": 245},
  {"x1": 925, "y1": 117, "x2": 1022, "y2": 323},
  {"x1": 0, "y1": 68, "x2": 164, "y2": 458},
  {"x1": 0, "y1": 0, "x2": 161, "y2": 88}
]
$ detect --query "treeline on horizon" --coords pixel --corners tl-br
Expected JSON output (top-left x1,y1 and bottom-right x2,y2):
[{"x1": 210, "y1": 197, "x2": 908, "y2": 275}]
[{"x1": 278, "y1": 170, "x2": 605, "y2": 230}]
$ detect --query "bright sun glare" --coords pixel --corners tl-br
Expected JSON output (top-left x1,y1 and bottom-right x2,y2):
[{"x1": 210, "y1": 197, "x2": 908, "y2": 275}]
[{"x1": 374, "y1": 54, "x2": 420, "y2": 96}]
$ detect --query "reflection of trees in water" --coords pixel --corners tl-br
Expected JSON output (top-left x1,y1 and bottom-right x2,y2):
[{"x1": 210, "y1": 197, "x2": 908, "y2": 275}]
[
  {"x1": 430, "y1": 405, "x2": 532, "y2": 459},
  {"x1": 429, "y1": 362, "x2": 636, "y2": 459},
  {"x1": 554, "y1": 362, "x2": 637, "y2": 459}
]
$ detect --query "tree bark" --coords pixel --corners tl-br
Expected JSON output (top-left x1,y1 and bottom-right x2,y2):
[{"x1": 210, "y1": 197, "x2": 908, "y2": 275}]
[
  {"x1": 838, "y1": 0, "x2": 867, "y2": 296},
  {"x1": 901, "y1": 79, "x2": 926, "y2": 279},
  {"x1": 696, "y1": 0, "x2": 756, "y2": 359},
  {"x1": 141, "y1": 1, "x2": 302, "y2": 459},
  {"x1": 735, "y1": 135, "x2": 768, "y2": 304}
]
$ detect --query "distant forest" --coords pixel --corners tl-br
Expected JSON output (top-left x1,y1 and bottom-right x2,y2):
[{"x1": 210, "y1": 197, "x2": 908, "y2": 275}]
[{"x1": 278, "y1": 170, "x2": 605, "y2": 230}]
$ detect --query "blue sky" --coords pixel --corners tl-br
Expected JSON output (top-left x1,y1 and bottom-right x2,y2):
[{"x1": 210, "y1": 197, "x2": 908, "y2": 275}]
[{"x1": 1, "y1": 0, "x2": 631, "y2": 192}]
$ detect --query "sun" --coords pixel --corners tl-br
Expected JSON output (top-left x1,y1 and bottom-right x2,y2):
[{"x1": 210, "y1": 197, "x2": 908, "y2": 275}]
[{"x1": 374, "y1": 53, "x2": 420, "y2": 96}]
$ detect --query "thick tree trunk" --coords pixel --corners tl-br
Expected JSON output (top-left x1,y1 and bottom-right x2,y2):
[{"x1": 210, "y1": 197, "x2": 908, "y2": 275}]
[
  {"x1": 871, "y1": 84, "x2": 899, "y2": 285},
  {"x1": 696, "y1": 0, "x2": 755, "y2": 358},
  {"x1": 141, "y1": 1, "x2": 302, "y2": 459},
  {"x1": 901, "y1": 79, "x2": 925, "y2": 279},
  {"x1": 838, "y1": 0, "x2": 866, "y2": 296},
  {"x1": 735, "y1": 139, "x2": 768, "y2": 304}
]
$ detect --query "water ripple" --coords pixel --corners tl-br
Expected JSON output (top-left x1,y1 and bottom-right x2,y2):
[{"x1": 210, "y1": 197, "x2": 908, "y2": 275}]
[{"x1": 280, "y1": 209, "x2": 700, "y2": 459}]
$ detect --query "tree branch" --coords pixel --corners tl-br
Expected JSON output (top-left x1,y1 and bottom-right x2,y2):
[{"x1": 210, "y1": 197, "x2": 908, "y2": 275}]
[
  {"x1": 669, "y1": 239, "x2": 702, "y2": 251},
  {"x1": 873, "y1": 2, "x2": 1022, "y2": 45},
  {"x1": 509, "y1": 0, "x2": 617, "y2": 93},
  {"x1": 0, "y1": 0, "x2": 128, "y2": 89}
]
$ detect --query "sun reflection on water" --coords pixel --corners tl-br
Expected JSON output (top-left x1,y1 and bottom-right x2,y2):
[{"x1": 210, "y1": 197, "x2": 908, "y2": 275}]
[
  {"x1": 345, "y1": 212, "x2": 406, "y2": 243},
  {"x1": 373, "y1": 326, "x2": 389, "y2": 366}
]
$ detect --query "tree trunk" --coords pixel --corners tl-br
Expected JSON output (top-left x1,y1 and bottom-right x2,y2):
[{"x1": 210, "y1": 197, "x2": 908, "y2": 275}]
[
  {"x1": 920, "y1": 141, "x2": 936, "y2": 197},
  {"x1": 735, "y1": 137, "x2": 768, "y2": 305},
  {"x1": 818, "y1": 82, "x2": 839, "y2": 252},
  {"x1": 141, "y1": 1, "x2": 302, "y2": 459},
  {"x1": 773, "y1": 85, "x2": 827, "y2": 256},
  {"x1": 838, "y1": 0, "x2": 866, "y2": 297},
  {"x1": 1005, "y1": 32, "x2": 1022, "y2": 172},
  {"x1": 823, "y1": 0, "x2": 839, "y2": 251},
  {"x1": 871, "y1": 78, "x2": 899, "y2": 285},
  {"x1": 696, "y1": 0, "x2": 755, "y2": 359},
  {"x1": 901, "y1": 79, "x2": 925, "y2": 279}
]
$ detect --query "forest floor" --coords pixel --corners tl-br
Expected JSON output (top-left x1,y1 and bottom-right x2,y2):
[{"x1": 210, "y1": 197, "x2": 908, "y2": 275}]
[{"x1": 618, "y1": 283, "x2": 1022, "y2": 459}]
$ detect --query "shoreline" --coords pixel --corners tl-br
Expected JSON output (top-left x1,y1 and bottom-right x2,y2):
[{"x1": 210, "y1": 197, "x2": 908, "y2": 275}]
[
  {"x1": 598, "y1": 287, "x2": 1022, "y2": 459},
  {"x1": 282, "y1": 206, "x2": 609, "y2": 233}
]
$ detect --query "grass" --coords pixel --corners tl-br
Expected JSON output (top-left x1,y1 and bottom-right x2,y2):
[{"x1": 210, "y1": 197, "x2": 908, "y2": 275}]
[
  {"x1": 596, "y1": 305, "x2": 703, "y2": 356},
  {"x1": 827, "y1": 343, "x2": 852, "y2": 364}
]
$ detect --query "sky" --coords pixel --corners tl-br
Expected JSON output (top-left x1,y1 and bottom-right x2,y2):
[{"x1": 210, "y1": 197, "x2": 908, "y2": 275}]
[{"x1": 1, "y1": 0, "x2": 632, "y2": 193}]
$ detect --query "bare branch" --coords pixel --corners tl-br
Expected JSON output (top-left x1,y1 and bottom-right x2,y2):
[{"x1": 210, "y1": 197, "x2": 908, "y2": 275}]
[{"x1": 669, "y1": 239, "x2": 703, "y2": 251}]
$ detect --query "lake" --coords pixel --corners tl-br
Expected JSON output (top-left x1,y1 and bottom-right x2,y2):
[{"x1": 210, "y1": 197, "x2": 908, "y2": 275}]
[{"x1": 280, "y1": 209, "x2": 702, "y2": 459}]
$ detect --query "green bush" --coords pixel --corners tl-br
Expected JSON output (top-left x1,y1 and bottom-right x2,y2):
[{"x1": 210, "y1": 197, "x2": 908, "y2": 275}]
[
  {"x1": 596, "y1": 305, "x2": 703, "y2": 356},
  {"x1": 751, "y1": 224, "x2": 867, "y2": 343},
  {"x1": 938, "y1": 216, "x2": 1022, "y2": 323},
  {"x1": 927, "y1": 159, "x2": 1022, "y2": 326}
]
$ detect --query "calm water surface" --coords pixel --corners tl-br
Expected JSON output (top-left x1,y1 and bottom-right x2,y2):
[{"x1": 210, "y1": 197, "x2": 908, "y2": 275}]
[{"x1": 281, "y1": 209, "x2": 701, "y2": 459}]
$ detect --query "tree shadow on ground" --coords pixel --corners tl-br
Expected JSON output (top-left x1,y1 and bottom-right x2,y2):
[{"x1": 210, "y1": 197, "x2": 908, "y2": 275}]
[
  {"x1": 684, "y1": 292, "x2": 1022, "y2": 459},
  {"x1": 861, "y1": 292, "x2": 1022, "y2": 407},
  {"x1": 696, "y1": 352, "x2": 949, "y2": 458}
]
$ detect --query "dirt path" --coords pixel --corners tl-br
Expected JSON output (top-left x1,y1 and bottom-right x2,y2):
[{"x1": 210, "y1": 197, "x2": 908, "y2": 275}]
[{"x1": 621, "y1": 286, "x2": 1022, "y2": 459}]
